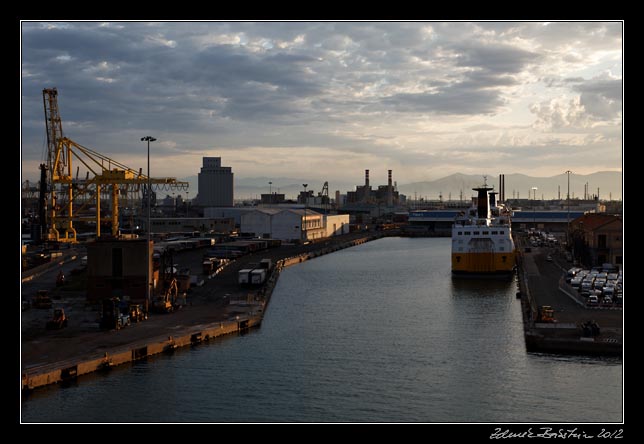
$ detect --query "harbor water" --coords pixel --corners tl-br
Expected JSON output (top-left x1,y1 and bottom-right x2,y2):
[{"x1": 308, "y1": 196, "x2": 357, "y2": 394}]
[{"x1": 21, "y1": 237, "x2": 622, "y2": 423}]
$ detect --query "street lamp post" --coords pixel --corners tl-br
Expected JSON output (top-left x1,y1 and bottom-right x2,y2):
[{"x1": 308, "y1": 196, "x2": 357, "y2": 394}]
[
  {"x1": 531, "y1": 187, "x2": 538, "y2": 231},
  {"x1": 565, "y1": 170, "x2": 572, "y2": 247},
  {"x1": 302, "y1": 183, "x2": 308, "y2": 242},
  {"x1": 141, "y1": 136, "x2": 156, "y2": 312}
]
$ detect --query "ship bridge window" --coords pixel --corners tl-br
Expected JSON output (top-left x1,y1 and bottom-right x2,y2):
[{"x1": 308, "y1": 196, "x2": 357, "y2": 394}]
[
  {"x1": 458, "y1": 231, "x2": 462, "y2": 235},
  {"x1": 492, "y1": 231, "x2": 498, "y2": 235},
  {"x1": 499, "y1": 230, "x2": 505, "y2": 234},
  {"x1": 464, "y1": 231, "x2": 471, "y2": 235},
  {"x1": 500, "y1": 247, "x2": 505, "y2": 251},
  {"x1": 473, "y1": 231, "x2": 480, "y2": 235}
]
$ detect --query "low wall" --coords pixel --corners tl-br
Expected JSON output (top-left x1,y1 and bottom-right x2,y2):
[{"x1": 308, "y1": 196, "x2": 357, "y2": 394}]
[
  {"x1": 22, "y1": 316, "x2": 260, "y2": 391},
  {"x1": 22, "y1": 234, "x2": 384, "y2": 391}
]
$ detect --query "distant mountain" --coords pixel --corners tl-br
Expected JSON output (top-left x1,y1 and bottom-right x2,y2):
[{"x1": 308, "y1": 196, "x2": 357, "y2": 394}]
[
  {"x1": 179, "y1": 171, "x2": 622, "y2": 202},
  {"x1": 397, "y1": 171, "x2": 622, "y2": 201}
]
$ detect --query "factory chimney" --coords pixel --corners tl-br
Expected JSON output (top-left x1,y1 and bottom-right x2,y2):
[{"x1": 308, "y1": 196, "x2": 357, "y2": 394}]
[
  {"x1": 387, "y1": 170, "x2": 393, "y2": 207},
  {"x1": 498, "y1": 174, "x2": 505, "y2": 202},
  {"x1": 363, "y1": 169, "x2": 370, "y2": 202}
]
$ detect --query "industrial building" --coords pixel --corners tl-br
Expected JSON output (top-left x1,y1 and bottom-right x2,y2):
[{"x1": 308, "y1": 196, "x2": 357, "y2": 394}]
[
  {"x1": 570, "y1": 213, "x2": 623, "y2": 267},
  {"x1": 346, "y1": 170, "x2": 401, "y2": 206},
  {"x1": 205, "y1": 207, "x2": 260, "y2": 226},
  {"x1": 148, "y1": 217, "x2": 235, "y2": 234},
  {"x1": 261, "y1": 193, "x2": 287, "y2": 204},
  {"x1": 86, "y1": 238, "x2": 152, "y2": 303},
  {"x1": 240, "y1": 209, "x2": 349, "y2": 242},
  {"x1": 196, "y1": 157, "x2": 234, "y2": 207},
  {"x1": 407, "y1": 210, "x2": 586, "y2": 236}
]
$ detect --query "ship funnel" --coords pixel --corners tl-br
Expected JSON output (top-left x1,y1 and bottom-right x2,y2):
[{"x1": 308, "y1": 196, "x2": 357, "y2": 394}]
[
  {"x1": 473, "y1": 185, "x2": 493, "y2": 219},
  {"x1": 489, "y1": 191, "x2": 497, "y2": 208},
  {"x1": 365, "y1": 169, "x2": 370, "y2": 187}
]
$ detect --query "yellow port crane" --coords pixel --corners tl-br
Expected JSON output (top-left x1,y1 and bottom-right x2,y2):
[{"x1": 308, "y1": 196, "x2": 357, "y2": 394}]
[{"x1": 41, "y1": 87, "x2": 188, "y2": 243}]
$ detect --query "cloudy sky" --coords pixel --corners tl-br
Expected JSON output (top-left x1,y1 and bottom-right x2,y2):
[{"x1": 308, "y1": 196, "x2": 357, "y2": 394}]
[{"x1": 21, "y1": 21, "x2": 622, "y2": 189}]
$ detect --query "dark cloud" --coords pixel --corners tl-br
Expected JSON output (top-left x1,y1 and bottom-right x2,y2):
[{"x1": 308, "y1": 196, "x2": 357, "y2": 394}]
[
  {"x1": 21, "y1": 21, "x2": 622, "y2": 182},
  {"x1": 451, "y1": 42, "x2": 538, "y2": 74},
  {"x1": 383, "y1": 87, "x2": 504, "y2": 115}
]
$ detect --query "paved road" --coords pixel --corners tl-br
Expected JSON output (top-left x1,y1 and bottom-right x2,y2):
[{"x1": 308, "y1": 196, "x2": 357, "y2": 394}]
[
  {"x1": 21, "y1": 231, "x2": 378, "y2": 369},
  {"x1": 518, "y1": 235, "x2": 621, "y2": 331}
]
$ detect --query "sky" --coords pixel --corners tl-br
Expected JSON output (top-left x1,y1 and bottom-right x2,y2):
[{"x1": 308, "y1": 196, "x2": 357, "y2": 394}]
[{"x1": 21, "y1": 21, "x2": 623, "y2": 190}]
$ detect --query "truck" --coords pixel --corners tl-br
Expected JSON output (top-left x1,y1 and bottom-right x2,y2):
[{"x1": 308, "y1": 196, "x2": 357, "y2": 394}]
[
  {"x1": 251, "y1": 268, "x2": 267, "y2": 285},
  {"x1": 46, "y1": 308, "x2": 68, "y2": 330},
  {"x1": 203, "y1": 260, "x2": 215, "y2": 275},
  {"x1": 536, "y1": 305, "x2": 556, "y2": 323},
  {"x1": 259, "y1": 258, "x2": 273, "y2": 272},
  {"x1": 129, "y1": 304, "x2": 148, "y2": 322},
  {"x1": 99, "y1": 298, "x2": 130, "y2": 330},
  {"x1": 238, "y1": 263, "x2": 259, "y2": 286},
  {"x1": 238, "y1": 259, "x2": 273, "y2": 286}
]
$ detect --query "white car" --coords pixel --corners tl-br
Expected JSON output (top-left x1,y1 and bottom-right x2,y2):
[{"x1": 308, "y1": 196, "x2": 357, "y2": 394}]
[{"x1": 587, "y1": 295, "x2": 599, "y2": 307}]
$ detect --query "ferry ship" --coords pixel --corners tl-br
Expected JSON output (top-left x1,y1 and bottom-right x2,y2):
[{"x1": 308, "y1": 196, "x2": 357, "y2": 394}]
[{"x1": 451, "y1": 179, "x2": 515, "y2": 277}]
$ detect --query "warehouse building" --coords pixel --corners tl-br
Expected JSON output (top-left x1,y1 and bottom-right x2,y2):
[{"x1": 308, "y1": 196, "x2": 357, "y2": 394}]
[{"x1": 241, "y1": 209, "x2": 349, "y2": 242}]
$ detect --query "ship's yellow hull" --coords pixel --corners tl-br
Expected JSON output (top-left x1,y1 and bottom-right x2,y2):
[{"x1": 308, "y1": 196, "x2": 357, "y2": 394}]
[{"x1": 451, "y1": 251, "x2": 515, "y2": 274}]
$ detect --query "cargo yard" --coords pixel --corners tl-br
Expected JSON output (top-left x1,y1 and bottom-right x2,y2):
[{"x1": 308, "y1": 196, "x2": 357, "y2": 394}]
[{"x1": 21, "y1": 232, "x2": 383, "y2": 390}]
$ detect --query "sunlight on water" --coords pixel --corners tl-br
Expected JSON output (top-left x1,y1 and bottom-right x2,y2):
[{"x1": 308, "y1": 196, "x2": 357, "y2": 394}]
[{"x1": 21, "y1": 237, "x2": 622, "y2": 423}]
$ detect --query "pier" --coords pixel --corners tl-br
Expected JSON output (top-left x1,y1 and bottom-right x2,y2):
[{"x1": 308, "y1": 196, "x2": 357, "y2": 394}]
[
  {"x1": 515, "y1": 234, "x2": 622, "y2": 356},
  {"x1": 21, "y1": 233, "x2": 385, "y2": 391}
]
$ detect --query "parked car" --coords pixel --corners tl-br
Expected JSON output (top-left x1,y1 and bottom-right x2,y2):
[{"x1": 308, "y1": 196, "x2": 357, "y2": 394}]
[
  {"x1": 602, "y1": 286, "x2": 615, "y2": 298},
  {"x1": 546, "y1": 255, "x2": 553, "y2": 262},
  {"x1": 587, "y1": 295, "x2": 599, "y2": 307},
  {"x1": 601, "y1": 296, "x2": 614, "y2": 308}
]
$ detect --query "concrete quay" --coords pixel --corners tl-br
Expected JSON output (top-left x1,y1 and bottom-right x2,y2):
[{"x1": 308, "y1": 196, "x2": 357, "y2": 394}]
[
  {"x1": 515, "y1": 235, "x2": 622, "y2": 356},
  {"x1": 22, "y1": 232, "x2": 385, "y2": 391}
]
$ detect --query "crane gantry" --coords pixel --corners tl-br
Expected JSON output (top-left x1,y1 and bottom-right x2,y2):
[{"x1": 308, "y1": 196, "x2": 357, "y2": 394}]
[{"x1": 40, "y1": 88, "x2": 188, "y2": 243}]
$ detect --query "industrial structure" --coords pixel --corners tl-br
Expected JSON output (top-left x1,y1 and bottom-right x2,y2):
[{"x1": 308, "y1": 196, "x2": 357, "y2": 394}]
[
  {"x1": 240, "y1": 208, "x2": 349, "y2": 242},
  {"x1": 346, "y1": 169, "x2": 401, "y2": 206},
  {"x1": 570, "y1": 214, "x2": 623, "y2": 267},
  {"x1": 36, "y1": 88, "x2": 188, "y2": 243},
  {"x1": 195, "y1": 157, "x2": 234, "y2": 207},
  {"x1": 148, "y1": 217, "x2": 235, "y2": 234},
  {"x1": 86, "y1": 238, "x2": 151, "y2": 304}
]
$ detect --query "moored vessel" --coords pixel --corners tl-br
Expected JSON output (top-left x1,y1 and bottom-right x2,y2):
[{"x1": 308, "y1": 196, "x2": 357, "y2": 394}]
[{"x1": 451, "y1": 178, "x2": 515, "y2": 277}]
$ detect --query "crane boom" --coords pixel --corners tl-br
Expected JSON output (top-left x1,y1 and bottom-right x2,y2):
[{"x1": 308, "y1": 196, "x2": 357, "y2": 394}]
[
  {"x1": 41, "y1": 88, "x2": 188, "y2": 242},
  {"x1": 43, "y1": 88, "x2": 65, "y2": 178}
]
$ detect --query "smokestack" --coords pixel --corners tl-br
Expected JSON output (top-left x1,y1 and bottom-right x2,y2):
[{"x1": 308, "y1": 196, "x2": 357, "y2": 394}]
[
  {"x1": 365, "y1": 169, "x2": 370, "y2": 187},
  {"x1": 387, "y1": 170, "x2": 393, "y2": 207},
  {"x1": 489, "y1": 192, "x2": 497, "y2": 208},
  {"x1": 498, "y1": 174, "x2": 505, "y2": 202},
  {"x1": 474, "y1": 185, "x2": 492, "y2": 219}
]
